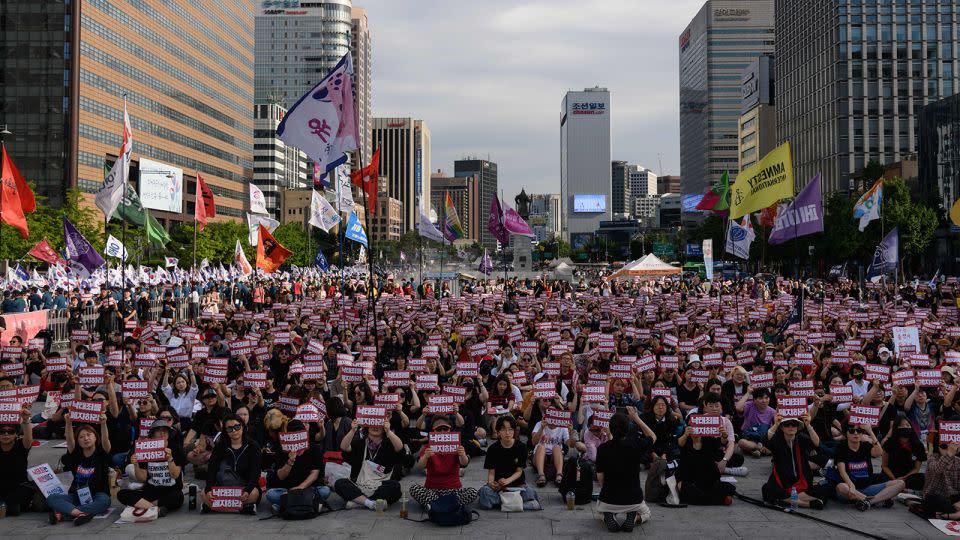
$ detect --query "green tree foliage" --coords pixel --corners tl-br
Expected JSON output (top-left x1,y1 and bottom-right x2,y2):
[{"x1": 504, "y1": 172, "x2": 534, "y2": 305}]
[{"x1": 0, "y1": 188, "x2": 102, "y2": 262}]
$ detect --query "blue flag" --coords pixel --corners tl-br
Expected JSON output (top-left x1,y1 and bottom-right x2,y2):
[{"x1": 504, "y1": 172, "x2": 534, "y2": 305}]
[
  {"x1": 315, "y1": 250, "x2": 329, "y2": 271},
  {"x1": 13, "y1": 264, "x2": 28, "y2": 283},
  {"x1": 867, "y1": 227, "x2": 898, "y2": 280},
  {"x1": 63, "y1": 217, "x2": 105, "y2": 278},
  {"x1": 344, "y1": 211, "x2": 368, "y2": 247}
]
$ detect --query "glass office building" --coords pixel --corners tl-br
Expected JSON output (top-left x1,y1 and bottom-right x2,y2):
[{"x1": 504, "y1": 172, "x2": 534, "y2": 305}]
[
  {"x1": 777, "y1": 0, "x2": 960, "y2": 194},
  {"x1": 919, "y1": 93, "x2": 960, "y2": 214}
]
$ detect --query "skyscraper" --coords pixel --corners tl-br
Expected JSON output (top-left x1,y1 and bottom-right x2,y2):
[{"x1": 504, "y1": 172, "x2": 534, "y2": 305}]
[
  {"x1": 254, "y1": 103, "x2": 309, "y2": 220},
  {"x1": 629, "y1": 165, "x2": 658, "y2": 198},
  {"x1": 0, "y1": 0, "x2": 254, "y2": 222},
  {"x1": 454, "y1": 158, "x2": 498, "y2": 251},
  {"x1": 372, "y1": 118, "x2": 431, "y2": 232},
  {"x1": 561, "y1": 87, "x2": 612, "y2": 247},
  {"x1": 431, "y1": 172, "x2": 480, "y2": 243},
  {"x1": 352, "y1": 6, "x2": 373, "y2": 167},
  {"x1": 776, "y1": 0, "x2": 960, "y2": 193},
  {"x1": 679, "y1": 1, "x2": 775, "y2": 196},
  {"x1": 611, "y1": 161, "x2": 631, "y2": 218},
  {"x1": 529, "y1": 193, "x2": 561, "y2": 242}
]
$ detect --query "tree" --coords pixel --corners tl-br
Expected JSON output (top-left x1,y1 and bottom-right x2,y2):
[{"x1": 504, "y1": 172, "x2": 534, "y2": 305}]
[
  {"x1": 1, "y1": 187, "x2": 103, "y2": 262},
  {"x1": 860, "y1": 159, "x2": 885, "y2": 184}
]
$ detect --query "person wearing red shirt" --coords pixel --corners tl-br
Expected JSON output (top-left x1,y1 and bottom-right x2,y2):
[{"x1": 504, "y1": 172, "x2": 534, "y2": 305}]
[{"x1": 408, "y1": 415, "x2": 477, "y2": 508}]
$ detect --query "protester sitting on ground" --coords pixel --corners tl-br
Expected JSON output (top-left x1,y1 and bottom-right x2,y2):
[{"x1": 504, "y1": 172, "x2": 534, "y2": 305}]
[
  {"x1": 595, "y1": 413, "x2": 652, "y2": 532},
  {"x1": 478, "y1": 416, "x2": 540, "y2": 510},
  {"x1": 676, "y1": 419, "x2": 735, "y2": 506},
  {"x1": 408, "y1": 415, "x2": 477, "y2": 509},
  {"x1": 118, "y1": 418, "x2": 187, "y2": 517},
  {"x1": 700, "y1": 392, "x2": 747, "y2": 476},
  {"x1": 0, "y1": 404, "x2": 35, "y2": 515},
  {"x1": 335, "y1": 415, "x2": 404, "y2": 510},
  {"x1": 829, "y1": 420, "x2": 905, "y2": 511},
  {"x1": 880, "y1": 412, "x2": 927, "y2": 491},
  {"x1": 913, "y1": 440, "x2": 960, "y2": 519},
  {"x1": 265, "y1": 419, "x2": 329, "y2": 512},
  {"x1": 738, "y1": 387, "x2": 776, "y2": 457},
  {"x1": 761, "y1": 413, "x2": 827, "y2": 509},
  {"x1": 641, "y1": 396, "x2": 683, "y2": 461},
  {"x1": 202, "y1": 414, "x2": 262, "y2": 514},
  {"x1": 48, "y1": 412, "x2": 113, "y2": 526},
  {"x1": 531, "y1": 411, "x2": 577, "y2": 487}
]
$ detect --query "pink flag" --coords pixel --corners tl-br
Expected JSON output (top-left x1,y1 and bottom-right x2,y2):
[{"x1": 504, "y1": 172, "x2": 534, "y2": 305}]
[
  {"x1": 488, "y1": 193, "x2": 509, "y2": 245},
  {"x1": 503, "y1": 206, "x2": 534, "y2": 237}
]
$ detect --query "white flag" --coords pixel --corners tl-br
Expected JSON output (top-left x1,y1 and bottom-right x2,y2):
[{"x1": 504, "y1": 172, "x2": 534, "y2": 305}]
[
  {"x1": 250, "y1": 183, "x2": 269, "y2": 215},
  {"x1": 95, "y1": 101, "x2": 133, "y2": 221},
  {"x1": 165, "y1": 257, "x2": 179, "y2": 268},
  {"x1": 200, "y1": 258, "x2": 209, "y2": 269},
  {"x1": 336, "y1": 166, "x2": 354, "y2": 212},
  {"x1": 104, "y1": 235, "x2": 128, "y2": 260},
  {"x1": 309, "y1": 190, "x2": 341, "y2": 232},
  {"x1": 725, "y1": 216, "x2": 756, "y2": 260},
  {"x1": 247, "y1": 212, "x2": 279, "y2": 246},
  {"x1": 276, "y1": 53, "x2": 359, "y2": 181},
  {"x1": 234, "y1": 239, "x2": 252, "y2": 276},
  {"x1": 417, "y1": 205, "x2": 447, "y2": 244}
]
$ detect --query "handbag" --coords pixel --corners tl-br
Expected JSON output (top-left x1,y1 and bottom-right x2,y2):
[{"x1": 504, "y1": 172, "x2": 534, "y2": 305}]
[
  {"x1": 324, "y1": 461, "x2": 353, "y2": 486},
  {"x1": 355, "y1": 444, "x2": 389, "y2": 495},
  {"x1": 499, "y1": 490, "x2": 524, "y2": 512},
  {"x1": 119, "y1": 505, "x2": 159, "y2": 523}
]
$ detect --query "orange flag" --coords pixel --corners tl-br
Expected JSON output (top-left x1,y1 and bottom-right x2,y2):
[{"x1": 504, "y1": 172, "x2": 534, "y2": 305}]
[
  {"x1": 1, "y1": 145, "x2": 35, "y2": 239},
  {"x1": 195, "y1": 172, "x2": 216, "y2": 232},
  {"x1": 256, "y1": 225, "x2": 292, "y2": 273},
  {"x1": 350, "y1": 147, "x2": 380, "y2": 215}
]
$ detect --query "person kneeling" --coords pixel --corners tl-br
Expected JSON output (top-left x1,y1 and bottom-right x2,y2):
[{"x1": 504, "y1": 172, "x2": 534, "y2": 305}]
[
  {"x1": 409, "y1": 415, "x2": 478, "y2": 509},
  {"x1": 595, "y1": 413, "x2": 653, "y2": 532},
  {"x1": 118, "y1": 419, "x2": 187, "y2": 518}
]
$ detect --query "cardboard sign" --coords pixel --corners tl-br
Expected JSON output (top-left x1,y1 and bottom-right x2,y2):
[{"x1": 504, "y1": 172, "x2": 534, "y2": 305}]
[
  {"x1": 865, "y1": 364, "x2": 891, "y2": 382},
  {"x1": 209, "y1": 486, "x2": 244, "y2": 511},
  {"x1": 456, "y1": 361, "x2": 480, "y2": 377},
  {"x1": 609, "y1": 362, "x2": 632, "y2": 379},
  {"x1": 122, "y1": 380, "x2": 149, "y2": 400},
  {"x1": 533, "y1": 380, "x2": 555, "y2": 399},
  {"x1": 511, "y1": 371, "x2": 528, "y2": 385},
  {"x1": 940, "y1": 420, "x2": 960, "y2": 444},
  {"x1": 355, "y1": 405, "x2": 387, "y2": 427},
  {"x1": 916, "y1": 369, "x2": 942, "y2": 387},
  {"x1": 829, "y1": 384, "x2": 854, "y2": 403},
  {"x1": 891, "y1": 326, "x2": 920, "y2": 357},
  {"x1": 69, "y1": 400, "x2": 104, "y2": 423},
  {"x1": 408, "y1": 358, "x2": 428, "y2": 373},
  {"x1": 650, "y1": 387, "x2": 672, "y2": 400},
  {"x1": 592, "y1": 409, "x2": 613, "y2": 429},
  {"x1": 0, "y1": 401, "x2": 21, "y2": 424},
  {"x1": 77, "y1": 365, "x2": 105, "y2": 386},
  {"x1": 701, "y1": 352, "x2": 723, "y2": 367},
  {"x1": 542, "y1": 362, "x2": 561, "y2": 377},
  {"x1": 28, "y1": 463, "x2": 67, "y2": 498},
  {"x1": 634, "y1": 355, "x2": 657, "y2": 373},
  {"x1": 687, "y1": 369, "x2": 709, "y2": 384},
  {"x1": 749, "y1": 371, "x2": 774, "y2": 389},
  {"x1": 1, "y1": 361, "x2": 24, "y2": 377},
  {"x1": 545, "y1": 407, "x2": 571, "y2": 428},
  {"x1": 788, "y1": 379, "x2": 815, "y2": 398},
  {"x1": 244, "y1": 371, "x2": 268, "y2": 388},
  {"x1": 301, "y1": 364, "x2": 325, "y2": 381},
  {"x1": 777, "y1": 396, "x2": 808, "y2": 419},
  {"x1": 384, "y1": 370, "x2": 411, "y2": 388},
  {"x1": 280, "y1": 430, "x2": 310, "y2": 453},
  {"x1": 44, "y1": 356, "x2": 68, "y2": 373},
  {"x1": 891, "y1": 369, "x2": 916, "y2": 387},
  {"x1": 848, "y1": 404, "x2": 881, "y2": 427},
  {"x1": 688, "y1": 414, "x2": 722, "y2": 437},
  {"x1": 294, "y1": 404, "x2": 322, "y2": 423},
  {"x1": 583, "y1": 384, "x2": 606, "y2": 404},
  {"x1": 428, "y1": 431, "x2": 460, "y2": 454},
  {"x1": 278, "y1": 395, "x2": 299, "y2": 413},
  {"x1": 426, "y1": 394, "x2": 456, "y2": 414},
  {"x1": 374, "y1": 392, "x2": 401, "y2": 407},
  {"x1": 340, "y1": 365, "x2": 365, "y2": 383},
  {"x1": 134, "y1": 438, "x2": 167, "y2": 462}
]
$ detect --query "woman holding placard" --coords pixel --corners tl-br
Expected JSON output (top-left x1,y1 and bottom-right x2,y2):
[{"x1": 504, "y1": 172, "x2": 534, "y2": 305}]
[
  {"x1": 0, "y1": 403, "x2": 34, "y2": 515},
  {"x1": 334, "y1": 415, "x2": 404, "y2": 510},
  {"x1": 47, "y1": 411, "x2": 113, "y2": 525},
  {"x1": 831, "y1": 420, "x2": 905, "y2": 511},
  {"x1": 202, "y1": 414, "x2": 263, "y2": 514},
  {"x1": 117, "y1": 418, "x2": 187, "y2": 517},
  {"x1": 408, "y1": 415, "x2": 477, "y2": 508}
]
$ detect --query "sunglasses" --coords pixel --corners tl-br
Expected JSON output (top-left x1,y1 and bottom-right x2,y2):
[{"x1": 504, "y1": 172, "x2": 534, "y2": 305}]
[
  {"x1": 847, "y1": 427, "x2": 866, "y2": 434},
  {"x1": 0, "y1": 429, "x2": 17, "y2": 435},
  {"x1": 224, "y1": 424, "x2": 243, "y2": 433},
  {"x1": 159, "y1": 415, "x2": 173, "y2": 420}
]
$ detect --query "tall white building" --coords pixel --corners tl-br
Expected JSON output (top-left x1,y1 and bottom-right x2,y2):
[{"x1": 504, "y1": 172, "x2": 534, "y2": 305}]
[
  {"x1": 371, "y1": 118, "x2": 431, "y2": 232},
  {"x1": 628, "y1": 165, "x2": 657, "y2": 198},
  {"x1": 254, "y1": 103, "x2": 309, "y2": 220},
  {"x1": 351, "y1": 6, "x2": 373, "y2": 167},
  {"x1": 561, "y1": 87, "x2": 612, "y2": 246}
]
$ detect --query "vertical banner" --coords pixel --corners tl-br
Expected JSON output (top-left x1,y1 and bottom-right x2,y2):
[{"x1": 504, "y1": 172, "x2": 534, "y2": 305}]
[{"x1": 703, "y1": 239, "x2": 714, "y2": 281}]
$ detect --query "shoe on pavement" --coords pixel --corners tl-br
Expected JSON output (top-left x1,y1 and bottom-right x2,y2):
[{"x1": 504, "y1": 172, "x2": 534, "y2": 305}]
[
  {"x1": 725, "y1": 466, "x2": 749, "y2": 477},
  {"x1": 48, "y1": 511, "x2": 63, "y2": 525},
  {"x1": 621, "y1": 512, "x2": 638, "y2": 533},
  {"x1": 854, "y1": 499, "x2": 870, "y2": 512},
  {"x1": 603, "y1": 512, "x2": 622, "y2": 533},
  {"x1": 73, "y1": 512, "x2": 93, "y2": 526}
]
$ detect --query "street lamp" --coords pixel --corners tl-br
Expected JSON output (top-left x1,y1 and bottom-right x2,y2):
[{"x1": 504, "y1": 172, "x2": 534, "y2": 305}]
[{"x1": 0, "y1": 124, "x2": 11, "y2": 141}]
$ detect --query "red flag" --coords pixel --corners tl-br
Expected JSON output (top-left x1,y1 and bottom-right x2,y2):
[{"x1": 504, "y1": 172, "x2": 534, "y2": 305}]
[
  {"x1": 27, "y1": 239, "x2": 65, "y2": 265},
  {"x1": 759, "y1": 202, "x2": 779, "y2": 228},
  {"x1": 195, "y1": 172, "x2": 216, "y2": 232},
  {"x1": 695, "y1": 190, "x2": 719, "y2": 211},
  {"x1": 350, "y1": 147, "x2": 380, "y2": 215},
  {"x1": 1, "y1": 145, "x2": 34, "y2": 239},
  {"x1": 256, "y1": 226, "x2": 292, "y2": 274}
]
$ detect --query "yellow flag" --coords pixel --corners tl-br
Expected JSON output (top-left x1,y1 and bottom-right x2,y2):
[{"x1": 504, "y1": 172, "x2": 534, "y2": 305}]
[
  {"x1": 951, "y1": 197, "x2": 960, "y2": 226},
  {"x1": 729, "y1": 142, "x2": 795, "y2": 219}
]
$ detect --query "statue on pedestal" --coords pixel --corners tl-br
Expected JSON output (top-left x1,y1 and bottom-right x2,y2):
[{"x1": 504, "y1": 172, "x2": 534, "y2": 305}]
[{"x1": 515, "y1": 189, "x2": 530, "y2": 221}]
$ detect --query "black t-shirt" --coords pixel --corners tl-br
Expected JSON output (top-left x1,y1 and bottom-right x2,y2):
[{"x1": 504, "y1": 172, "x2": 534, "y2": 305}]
[
  {"x1": 192, "y1": 405, "x2": 225, "y2": 437},
  {"x1": 835, "y1": 442, "x2": 875, "y2": 488},
  {"x1": 345, "y1": 433, "x2": 401, "y2": 479},
  {"x1": 0, "y1": 441, "x2": 29, "y2": 491},
  {"x1": 676, "y1": 383, "x2": 702, "y2": 409},
  {"x1": 63, "y1": 447, "x2": 112, "y2": 495},
  {"x1": 882, "y1": 436, "x2": 926, "y2": 478},
  {"x1": 136, "y1": 444, "x2": 187, "y2": 488},
  {"x1": 595, "y1": 439, "x2": 644, "y2": 505},
  {"x1": 272, "y1": 445, "x2": 322, "y2": 489},
  {"x1": 483, "y1": 440, "x2": 527, "y2": 487}
]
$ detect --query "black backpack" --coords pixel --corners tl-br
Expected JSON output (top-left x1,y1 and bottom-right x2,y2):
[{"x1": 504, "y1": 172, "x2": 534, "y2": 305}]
[
  {"x1": 278, "y1": 489, "x2": 321, "y2": 520},
  {"x1": 413, "y1": 493, "x2": 478, "y2": 526},
  {"x1": 559, "y1": 457, "x2": 595, "y2": 506}
]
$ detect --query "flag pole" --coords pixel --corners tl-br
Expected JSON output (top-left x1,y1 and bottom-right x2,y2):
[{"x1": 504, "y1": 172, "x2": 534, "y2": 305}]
[
  {"x1": 0, "y1": 140, "x2": 5, "y2": 267},
  {"x1": 501, "y1": 189, "x2": 507, "y2": 284}
]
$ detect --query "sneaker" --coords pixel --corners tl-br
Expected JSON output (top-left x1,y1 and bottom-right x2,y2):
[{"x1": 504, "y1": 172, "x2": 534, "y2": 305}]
[
  {"x1": 638, "y1": 500, "x2": 652, "y2": 524},
  {"x1": 603, "y1": 512, "x2": 622, "y2": 533},
  {"x1": 522, "y1": 499, "x2": 542, "y2": 511},
  {"x1": 621, "y1": 512, "x2": 638, "y2": 533},
  {"x1": 808, "y1": 499, "x2": 825, "y2": 510},
  {"x1": 73, "y1": 512, "x2": 93, "y2": 526},
  {"x1": 345, "y1": 501, "x2": 360, "y2": 510},
  {"x1": 854, "y1": 499, "x2": 870, "y2": 512},
  {"x1": 158, "y1": 506, "x2": 169, "y2": 518},
  {"x1": 240, "y1": 504, "x2": 257, "y2": 515},
  {"x1": 49, "y1": 511, "x2": 63, "y2": 525},
  {"x1": 271, "y1": 504, "x2": 281, "y2": 515},
  {"x1": 725, "y1": 466, "x2": 749, "y2": 477}
]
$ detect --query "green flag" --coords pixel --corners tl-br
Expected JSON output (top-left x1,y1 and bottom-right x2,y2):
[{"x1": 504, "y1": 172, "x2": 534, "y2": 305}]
[
  {"x1": 117, "y1": 184, "x2": 147, "y2": 227},
  {"x1": 713, "y1": 171, "x2": 730, "y2": 212},
  {"x1": 145, "y1": 213, "x2": 171, "y2": 248}
]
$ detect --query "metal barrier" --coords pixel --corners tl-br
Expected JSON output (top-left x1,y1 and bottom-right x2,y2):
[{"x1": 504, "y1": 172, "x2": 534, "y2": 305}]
[{"x1": 46, "y1": 297, "x2": 189, "y2": 353}]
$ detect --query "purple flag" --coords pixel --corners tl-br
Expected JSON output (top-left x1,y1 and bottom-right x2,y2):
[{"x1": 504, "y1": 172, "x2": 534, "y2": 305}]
[
  {"x1": 768, "y1": 173, "x2": 823, "y2": 245},
  {"x1": 503, "y1": 206, "x2": 535, "y2": 237},
  {"x1": 479, "y1": 249, "x2": 493, "y2": 275},
  {"x1": 63, "y1": 217, "x2": 105, "y2": 278},
  {"x1": 488, "y1": 193, "x2": 509, "y2": 245}
]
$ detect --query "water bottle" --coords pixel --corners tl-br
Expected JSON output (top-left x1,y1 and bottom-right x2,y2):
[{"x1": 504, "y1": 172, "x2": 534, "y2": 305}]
[
  {"x1": 566, "y1": 491, "x2": 575, "y2": 510},
  {"x1": 789, "y1": 487, "x2": 799, "y2": 512},
  {"x1": 188, "y1": 484, "x2": 197, "y2": 511}
]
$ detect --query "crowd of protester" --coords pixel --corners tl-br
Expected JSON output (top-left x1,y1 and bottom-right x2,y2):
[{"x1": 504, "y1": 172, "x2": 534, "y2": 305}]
[{"x1": 1, "y1": 267, "x2": 959, "y2": 531}]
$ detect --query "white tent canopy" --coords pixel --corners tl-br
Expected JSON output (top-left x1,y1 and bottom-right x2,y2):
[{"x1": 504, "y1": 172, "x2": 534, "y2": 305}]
[{"x1": 608, "y1": 253, "x2": 681, "y2": 280}]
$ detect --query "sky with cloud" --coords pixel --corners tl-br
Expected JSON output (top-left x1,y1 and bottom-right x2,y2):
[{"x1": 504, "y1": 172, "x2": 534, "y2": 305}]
[{"x1": 360, "y1": 0, "x2": 707, "y2": 206}]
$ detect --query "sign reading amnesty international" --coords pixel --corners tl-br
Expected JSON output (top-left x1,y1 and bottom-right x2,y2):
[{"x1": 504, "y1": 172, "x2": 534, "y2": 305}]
[{"x1": 729, "y1": 142, "x2": 794, "y2": 219}]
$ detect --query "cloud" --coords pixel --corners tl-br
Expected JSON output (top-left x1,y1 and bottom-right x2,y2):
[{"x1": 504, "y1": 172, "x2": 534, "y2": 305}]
[{"x1": 361, "y1": 0, "x2": 705, "y2": 205}]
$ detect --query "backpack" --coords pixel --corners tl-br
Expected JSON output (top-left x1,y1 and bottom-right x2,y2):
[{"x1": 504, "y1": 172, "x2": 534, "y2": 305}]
[
  {"x1": 558, "y1": 457, "x2": 594, "y2": 505},
  {"x1": 278, "y1": 489, "x2": 320, "y2": 520},
  {"x1": 419, "y1": 493, "x2": 478, "y2": 526}
]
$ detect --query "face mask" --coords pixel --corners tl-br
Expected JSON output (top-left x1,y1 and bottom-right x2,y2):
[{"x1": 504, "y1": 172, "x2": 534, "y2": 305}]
[{"x1": 896, "y1": 427, "x2": 913, "y2": 438}]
